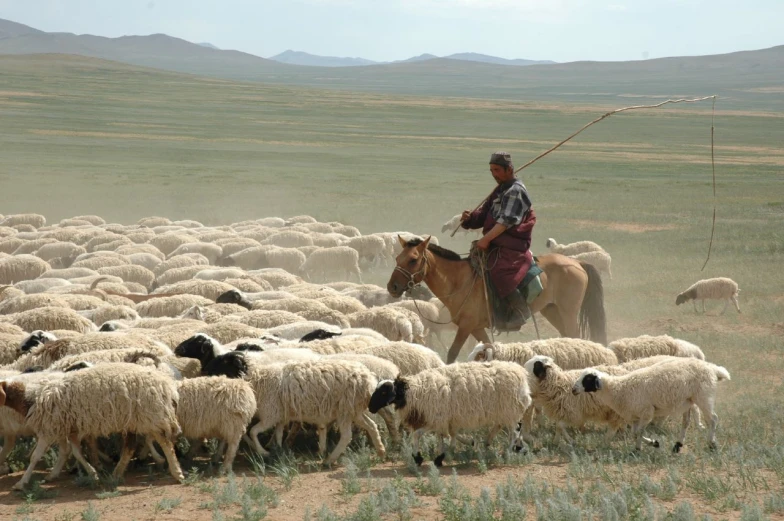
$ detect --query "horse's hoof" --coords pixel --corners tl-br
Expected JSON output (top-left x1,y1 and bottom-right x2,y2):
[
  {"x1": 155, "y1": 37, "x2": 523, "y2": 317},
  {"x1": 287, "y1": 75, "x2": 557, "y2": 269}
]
[
  {"x1": 433, "y1": 454, "x2": 445, "y2": 467},
  {"x1": 413, "y1": 452, "x2": 424, "y2": 466},
  {"x1": 673, "y1": 442, "x2": 683, "y2": 454}
]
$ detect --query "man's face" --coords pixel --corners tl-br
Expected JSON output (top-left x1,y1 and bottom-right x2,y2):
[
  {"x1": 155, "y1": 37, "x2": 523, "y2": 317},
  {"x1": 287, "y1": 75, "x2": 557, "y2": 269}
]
[{"x1": 490, "y1": 164, "x2": 513, "y2": 184}]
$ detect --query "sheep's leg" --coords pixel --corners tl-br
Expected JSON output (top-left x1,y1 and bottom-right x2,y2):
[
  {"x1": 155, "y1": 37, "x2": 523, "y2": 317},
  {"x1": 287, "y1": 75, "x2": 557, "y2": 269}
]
[
  {"x1": 692, "y1": 300, "x2": 698, "y2": 313},
  {"x1": 732, "y1": 295, "x2": 741, "y2": 313},
  {"x1": 673, "y1": 409, "x2": 691, "y2": 453},
  {"x1": 411, "y1": 427, "x2": 428, "y2": 466},
  {"x1": 378, "y1": 408, "x2": 400, "y2": 443},
  {"x1": 219, "y1": 434, "x2": 242, "y2": 475},
  {"x1": 212, "y1": 440, "x2": 227, "y2": 464},
  {"x1": 248, "y1": 421, "x2": 272, "y2": 456},
  {"x1": 705, "y1": 410, "x2": 719, "y2": 450},
  {"x1": 0, "y1": 435, "x2": 17, "y2": 474},
  {"x1": 317, "y1": 424, "x2": 328, "y2": 456},
  {"x1": 69, "y1": 435, "x2": 100, "y2": 482},
  {"x1": 485, "y1": 425, "x2": 502, "y2": 447},
  {"x1": 275, "y1": 423, "x2": 286, "y2": 448},
  {"x1": 85, "y1": 436, "x2": 102, "y2": 469},
  {"x1": 44, "y1": 440, "x2": 71, "y2": 482},
  {"x1": 555, "y1": 422, "x2": 574, "y2": 445},
  {"x1": 433, "y1": 435, "x2": 446, "y2": 467},
  {"x1": 145, "y1": 438, "x2": 166, "y2": 465},
  {"x1": 283, "y1": 422, "x2": 301, "y2": 447},
  {"x1": 356, "y1": 412, "x2": 386, "y2": 459},
  {"x1": 13, "y1": 436, "x2": 53, "y2": 491},
  {"x1": 721, "y1": 299, "x2": 729, "y2": 315},
  {"x1": 324, "y1": 421, "x2": 353, "y2": 466},
  {"x1": 151, "y1": 432, "x2": 185, "y2": 483},
  {"x1": 702, "y1": 300, "x2": 706, "y2": 313},
  {"x1": 113, "y1": 433, "x2": 137, "y2": 479}
]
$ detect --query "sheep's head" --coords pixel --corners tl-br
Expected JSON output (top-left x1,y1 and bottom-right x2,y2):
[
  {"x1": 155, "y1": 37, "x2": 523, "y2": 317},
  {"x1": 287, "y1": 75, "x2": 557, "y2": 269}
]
[
  {"x1": 99, "y1": 321, "x2": 120, "y2": 332},
  {"x1": 19, "y1": 330, "x2": 57, "y2": 353},
  {"x1": 467, "y1": 342, "x2": 493, "y2": 362},
  {"x1": 368, "y1": 379, "x2": 396, "y2": 413},
  {"x1": 179, "y1": 305, "x2": 205, "y2": 321},
  {"x1": 675, "y1": 289, "x2": 695, "y2": 306},
  {"x1": 64, "y1": 361, "x2": 94, "y2": 372},
  {"x1": 174, "y1": 333, "x2": 222, "y2": 366},
  {"x1": 573, "y1": 369, "x2": 605, "y2": 395},
  {"x1": 545, "y1": 238, "x2": 556, "y2": 249},
  {"x1": 203, "y1": 351, "x2": 248, "y2": 379},
  {"x1": 216, "y1": 289, "x2": 252, "y2": 310},
  {"x1": 523, "y1": 355, "x2": 555, "y2": 381},
  {"x1": 299, "y1": 328, "x2": 341, "y2": 343}
]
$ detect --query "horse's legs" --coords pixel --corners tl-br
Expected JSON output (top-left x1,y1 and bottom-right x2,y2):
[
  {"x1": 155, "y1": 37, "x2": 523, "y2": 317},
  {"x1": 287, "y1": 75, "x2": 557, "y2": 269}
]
[
  {"x1": 539, "y1": 304, "x2": 566, "y2": 336},
  {"x1": 471, "y1": 328, "x2": 490, "y2": 344},
  {"x1": 446, "y1": 327, "x2": 472, "y2": 364}
]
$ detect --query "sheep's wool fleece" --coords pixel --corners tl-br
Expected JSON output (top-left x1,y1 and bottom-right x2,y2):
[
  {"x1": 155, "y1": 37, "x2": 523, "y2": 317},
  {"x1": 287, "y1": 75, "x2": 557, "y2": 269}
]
[
  {"x1": 399, "y1": 361, "x2": 531, "y2": 433},
  {"x1": 28, "y1": 362, "x2": 180, "y2": 440},
  {"x1": 176, "y1": 377, "x2": 256, "y2": 439},
  {"x1": 487, "y1": 338, "x2": 617, "y2": 369},
  {"x1": 357, "y1": 342, "x2": 444, "y2": 375},
  {"x1": 608, "y1": 335, "x2": 705, "y2": 362},
  {"x1": 280, "y1": 359, "x2": 376, "y2": 424}
]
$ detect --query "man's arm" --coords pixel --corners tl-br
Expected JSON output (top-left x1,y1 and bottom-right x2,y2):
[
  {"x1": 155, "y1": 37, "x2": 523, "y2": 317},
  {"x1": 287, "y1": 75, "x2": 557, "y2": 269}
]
[{"x1": 476, "y1": 223, "x2": 507, "y2": 250}]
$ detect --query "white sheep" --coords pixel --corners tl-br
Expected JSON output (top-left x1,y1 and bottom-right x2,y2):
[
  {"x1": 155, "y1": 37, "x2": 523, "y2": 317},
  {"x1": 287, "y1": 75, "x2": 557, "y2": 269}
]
[
  {"x1": 13, "y1": 278, "x2": 72, "y2": 294},
  {"x1": 246, "y1": 268, "x2": 303, "y2": 289},
  {"x1": 264, "y1": 320, "x2": 342, "y2": 341},
  {"x1": 572, "y1": 357, "x2": 731, "y2": 452},
  {"x1": 369, "y1": 361, "x2": 531, "y2": 466},
  {"x1": 468, "y1": 338, "x2": 618, "y2": 369},
  {"x1": 153, "y1": 279, "x2": 236, "y2": 301},
  {"x1": 355, "y1": 341, "x2": 444, "y2": 375},
  {"x1": 676, "y1": 277, "x2": 740, "y2": 314},
  {"x1": 205, "y1": 354, "x2": 385, "y2": 465},
  {"x1": 3, "y1": 306, "x2": 97, "y2": 334},
  {"x1": 175, "y1": 376, "x2": 257, "y2": 473},
  {"x1": 3, "y1": 362, "x2": 184, "y2": 489},
  {"x1": 262, "y1": 230, "x2": 314, "y2": 249},
  {"x1": 154, "y1": 254, "x2": 210, "y2": 277},
  {"x1": 348, "y1": 307, "x2": 420, "y2": 342},
  {"x1": 168, "y1": 242, "x2": 223, "y2": 265},
  {"x1": 608, "y1": 335, "x2": 706, "y2": 362},
  {"x1": 0, "y1": 213, "x2": 46, "y2": 229},
  {"x1": 97, "y1": 264, "x2": 156, "y2": 289},
  {"x1": 300, "y1": 246, "x2": 362, "y2": 283},
  {"x1": 135, "y1": 294, "x2": 214, "y2": 318},
  {"x1": 72, "y1": 255, "x2": 130, "y2": 271},
  {"x1": 126, "y1": 252, "x2": 164, "y2": 272},
  {"x1": 569, "y1": 250, "x2": 612, "y2": 280},
  {"x1": 441, "y1": 214, "x2": 480, "y2": 238},
  {"x1": 545, "y1": 238, "x2": 605, "y2": 256},
  {"x1": 34, "y1": 242, "x2": 86, "y2": 264},
  {"x1": 0, "y1": 255, "x2": 50, "y2": 284}
]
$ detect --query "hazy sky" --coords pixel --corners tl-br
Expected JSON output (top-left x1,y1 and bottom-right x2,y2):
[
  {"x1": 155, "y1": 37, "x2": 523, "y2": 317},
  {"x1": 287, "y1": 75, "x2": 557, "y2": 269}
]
[{"x1": 1, "y1": 0, "x2": 782, "y2": 62}]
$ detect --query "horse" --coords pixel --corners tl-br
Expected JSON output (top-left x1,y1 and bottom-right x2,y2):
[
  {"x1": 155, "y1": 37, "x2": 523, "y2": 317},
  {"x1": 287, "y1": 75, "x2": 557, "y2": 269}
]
[{"x1": 387, "y1": 235, "x2": 607, "y2": 363}]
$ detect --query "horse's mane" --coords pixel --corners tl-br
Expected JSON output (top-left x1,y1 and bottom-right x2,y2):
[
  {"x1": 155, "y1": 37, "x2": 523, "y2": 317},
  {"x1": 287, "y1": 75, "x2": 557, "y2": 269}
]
[{"x1": 405, "y1": 238, "x2": 464, "y2": 261}]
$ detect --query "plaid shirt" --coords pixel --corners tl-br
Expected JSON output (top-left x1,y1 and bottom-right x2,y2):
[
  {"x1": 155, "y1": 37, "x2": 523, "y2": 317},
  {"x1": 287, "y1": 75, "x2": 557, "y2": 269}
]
[{"x1": 491, "y1": 179, "x2": 531, "y2": 227}]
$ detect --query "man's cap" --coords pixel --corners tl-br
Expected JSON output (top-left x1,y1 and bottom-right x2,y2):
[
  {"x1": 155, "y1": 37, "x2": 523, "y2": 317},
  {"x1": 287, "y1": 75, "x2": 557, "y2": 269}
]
[{"x1": 489, "y1": 151, "x2": 513, "y2": 168}]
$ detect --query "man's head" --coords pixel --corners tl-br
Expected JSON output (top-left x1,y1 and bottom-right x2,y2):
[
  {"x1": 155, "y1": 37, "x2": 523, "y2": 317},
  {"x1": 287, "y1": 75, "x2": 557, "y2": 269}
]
[{"x1": 489, "y1": 151, "x2": 515, "y2": 184}]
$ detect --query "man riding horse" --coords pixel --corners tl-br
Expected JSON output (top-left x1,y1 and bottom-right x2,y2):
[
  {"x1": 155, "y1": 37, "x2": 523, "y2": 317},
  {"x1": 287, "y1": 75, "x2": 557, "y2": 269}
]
[{"x1": 460, "y1": 151, "x2": 536, "y2": 331}]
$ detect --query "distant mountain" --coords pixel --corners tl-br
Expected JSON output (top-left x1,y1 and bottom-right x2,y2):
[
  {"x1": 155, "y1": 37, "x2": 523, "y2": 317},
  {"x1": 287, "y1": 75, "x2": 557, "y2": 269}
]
[
  {"x1": 198, "y1": 42, "x2": 219, "y2": 50},
  {"x1": 445, "y1": 52, "x2": 554, "y2": 66},
  {"x1": 270, "y1": 49, "x2": 377, "y2": 67},
  {"x1": 0, "y1": 18, "x2": 43, "y2": 38},
  {"x1": 397, "y1": 53, "x2": 438, "y2": 63}
]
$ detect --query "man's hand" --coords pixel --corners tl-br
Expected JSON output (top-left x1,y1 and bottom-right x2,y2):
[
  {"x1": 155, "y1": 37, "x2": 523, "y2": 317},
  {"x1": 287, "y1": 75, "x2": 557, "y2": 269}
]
[
  {"x1": 461, "y1": 210, "x2": 471, "y2": 222},
  {"x1": 476, "y1": 236, "x2": 491, "y2": 251}
]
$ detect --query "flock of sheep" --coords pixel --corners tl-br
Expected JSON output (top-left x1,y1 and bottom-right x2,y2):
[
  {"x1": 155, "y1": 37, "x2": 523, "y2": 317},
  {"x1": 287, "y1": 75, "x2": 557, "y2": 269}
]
[{"x1": 0, "y1": 211, "x2": 736, "y2": 493}]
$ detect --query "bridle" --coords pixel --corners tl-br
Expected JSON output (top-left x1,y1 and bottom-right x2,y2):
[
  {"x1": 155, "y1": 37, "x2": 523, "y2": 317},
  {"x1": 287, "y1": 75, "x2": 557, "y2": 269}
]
[{"x1": 393, "y1": 251, "x2": 430, "y2": 291}]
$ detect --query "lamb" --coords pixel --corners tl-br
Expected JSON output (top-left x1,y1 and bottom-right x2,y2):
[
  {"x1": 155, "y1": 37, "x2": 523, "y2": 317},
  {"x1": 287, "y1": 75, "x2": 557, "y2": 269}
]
[
  {"x1": 0, "y1": 213, "x2": 46, "y2": 229},
  {"x1": 608, "y1": 335, "x2": 706, "y2": 362},
  {"x1": 468, "y1": 339, "x2": 618, "y2": 370},
  {"x1": 175, "y1": 376, "x2": 257, "y2": 473},
  {"x1": 300, "y1": 246, "x2": 362, "y2": 283},
  {"x1": 569, "y1": 250, "x2": 613, "y2": 280},
  {"x1": 11, "y1": 333, "x2": 172, "y2": 370},
  {"x1": 355, "y1": 341, "x2": 444, "y2": 375},
  {"x1": 3, "y1": 306, "x2": 97, "y2": 334},
  {"x1": 2, "y1": 362, "x2": 184, "y2": 488},
  {"x1": 0, "y1": 254, "x2": 50, "y2": 284},
  {"x1": 205, "y1": 353, "x2": 385, "y2": 465},
  {"x1": 225, "y1": 309, "x2": 306, "y2": 329},
  {"x1": 676, "y1": 277, "x2": 741, "y2": 314},
  {"x1": 545, "y1": 238, "x2": 606, "y2": 256},
  {"x1": 369, "y1": 361, "x2": 531, "y2": 466},
  {"x1": 348, "y1": 307, "x2": 420, "y2": 342},
  {"x1": 573, "y1": 358, "x2": 731, "y2": 452},
  {"x1": 97, "y1": 264, "x2": 156, "y2": 289},
  {"x1": 168, "y1": 242, "x2": 223, "y2": 264},
  {"x1": 135, "y1": 294, "x2": 214, "y2": 318}
]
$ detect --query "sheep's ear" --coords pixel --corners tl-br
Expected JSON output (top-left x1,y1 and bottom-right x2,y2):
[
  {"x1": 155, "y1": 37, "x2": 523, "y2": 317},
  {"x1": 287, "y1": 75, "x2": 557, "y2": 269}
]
[
  {"x1": 397, "y1": 235, "x2": 407, "y2": 248},
  {"x1": 533, "y1": 361, "x2": 547, "y2": 379}
]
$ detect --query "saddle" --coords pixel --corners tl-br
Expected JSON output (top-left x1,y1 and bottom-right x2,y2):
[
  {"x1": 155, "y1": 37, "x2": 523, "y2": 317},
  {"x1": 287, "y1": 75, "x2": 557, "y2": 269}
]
[{"x1": 469, "y1": 248, "x2": 544, "y2": 333}]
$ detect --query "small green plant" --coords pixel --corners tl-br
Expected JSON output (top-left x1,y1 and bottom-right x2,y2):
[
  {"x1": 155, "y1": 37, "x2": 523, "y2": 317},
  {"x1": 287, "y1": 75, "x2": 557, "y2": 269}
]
[
  {"x1": 414, "y1": 463, "x2": 444, "y2": 496},
  {"x1": 155, "y1": 497, "x2": 182, "y2": 513},
  {"x1": 15, "y1": 497, "x2": 35, "y2": 515},
  {"x1": 340, "y1": 460, "x2": 362, "y2": 496},
  {"x1": 94, "y1": 490, "x2": 121, "y2": 500},
  {"x1": 183, "y1": 466, "x2": 204, "y2": 486},
  {"x1": 269, "y1": 450, "x2": 300, "y2": 491},
  {"x1": 80, "y1": 502, "x2": 101, "y2": 521},
  {"x1": 54, "y1": 511, "x2": 76, "y2": 521},
  {"x1": 740, "y1": 502, "x2": 769, "y2": 521}
]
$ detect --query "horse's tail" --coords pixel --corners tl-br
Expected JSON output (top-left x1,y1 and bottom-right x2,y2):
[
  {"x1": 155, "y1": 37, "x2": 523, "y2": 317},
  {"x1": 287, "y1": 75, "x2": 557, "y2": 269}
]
[{"x1": 578, "y1": 262, "x2": 607, "y2": 345}]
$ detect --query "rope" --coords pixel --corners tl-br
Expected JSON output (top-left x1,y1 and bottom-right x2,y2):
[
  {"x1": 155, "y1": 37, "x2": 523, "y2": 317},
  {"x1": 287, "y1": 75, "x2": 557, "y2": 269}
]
[
  {"x1": 476, "y1": 250, "x2": 496, "y2": 344},
  {"x1": 451, "y1": 96, "x2": 720, "y2": 270}
]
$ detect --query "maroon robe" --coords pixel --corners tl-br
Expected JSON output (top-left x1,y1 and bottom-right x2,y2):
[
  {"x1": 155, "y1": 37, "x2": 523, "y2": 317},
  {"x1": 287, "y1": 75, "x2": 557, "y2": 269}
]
[{"x1": 461, "y1": 182, "x2": 536, "y2": 299}]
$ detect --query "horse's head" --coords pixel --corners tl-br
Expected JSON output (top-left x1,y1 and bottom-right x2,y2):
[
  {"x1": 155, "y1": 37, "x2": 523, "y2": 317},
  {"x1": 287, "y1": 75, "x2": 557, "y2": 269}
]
[{"x1": 387, "y1": 235, "x2": 431, "y2": 298}]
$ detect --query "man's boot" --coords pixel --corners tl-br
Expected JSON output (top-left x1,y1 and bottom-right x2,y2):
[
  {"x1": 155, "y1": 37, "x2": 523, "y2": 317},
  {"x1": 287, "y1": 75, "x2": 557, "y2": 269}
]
[{"x1": 503, "y1": 289, "x2": 530, "y2": 331}]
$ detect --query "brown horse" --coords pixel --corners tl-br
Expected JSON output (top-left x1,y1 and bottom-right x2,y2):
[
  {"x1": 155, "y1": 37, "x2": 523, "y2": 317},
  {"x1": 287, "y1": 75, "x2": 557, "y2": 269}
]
[{"x1": 387, "y1": 236, "x2": 607, "y2": 363}]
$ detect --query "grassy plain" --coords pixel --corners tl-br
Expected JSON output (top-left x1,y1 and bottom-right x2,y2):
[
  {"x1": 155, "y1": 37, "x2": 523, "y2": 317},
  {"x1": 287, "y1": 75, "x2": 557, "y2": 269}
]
[{"x1": 0, "y1": 54, "x2": 783, "y2": 520}]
